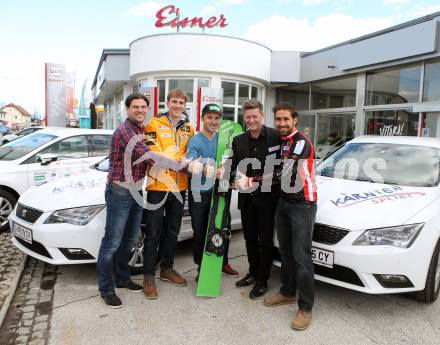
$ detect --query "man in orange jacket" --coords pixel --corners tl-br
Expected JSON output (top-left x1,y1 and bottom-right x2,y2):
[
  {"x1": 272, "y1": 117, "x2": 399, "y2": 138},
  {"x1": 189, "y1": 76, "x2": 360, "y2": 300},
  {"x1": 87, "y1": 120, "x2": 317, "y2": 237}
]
[{"x1": 142, "y1": 89, "x2": 195, "y2": 299}]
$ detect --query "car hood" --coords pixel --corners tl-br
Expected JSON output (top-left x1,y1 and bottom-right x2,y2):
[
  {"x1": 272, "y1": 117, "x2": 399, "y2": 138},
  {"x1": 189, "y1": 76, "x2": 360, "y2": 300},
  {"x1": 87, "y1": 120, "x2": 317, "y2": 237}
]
[
  {"x1": 19, "y1": 170, "x2": 107, "y2": 212},
  {"x1": 316, "y1": 176, "x2": 440, "y2": 230}
]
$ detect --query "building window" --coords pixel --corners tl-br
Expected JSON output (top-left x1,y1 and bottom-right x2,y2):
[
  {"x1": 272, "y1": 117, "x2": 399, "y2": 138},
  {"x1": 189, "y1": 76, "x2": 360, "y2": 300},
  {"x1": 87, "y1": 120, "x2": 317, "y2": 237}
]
[
  {"x1": 155, "y1": 77, "x2": 210, "y2": 125},
  {"x1": 297, "y1": 115, "x2": 315, "y2": 143},
  {"x1": 364, "y1": 110, "x2": 419, "y2": 136},
  {"x1": 169, "y1": 79, "x2": 194, "y2": 102},
  {"x1": 315, "y1": 113, "x2": 355, "y2": 159},
  {"x1": 158, "y1": 80, "x2": 166, "y2": 103},
  {"x1": 277, "y1": 84, "x2": 310, "y2": 110},
  {"x1": 311, "y1": 76, "x2": 356, "y2": 109},
  {"x1": 221, "y1": 80, "x2": 262, "y2": 128},
  {"x1": 423, "y1": 60, "x2": 440, "y2": 102},
  {"x1": 365, "y1": 64, "x2": 421, "y2": 105}
]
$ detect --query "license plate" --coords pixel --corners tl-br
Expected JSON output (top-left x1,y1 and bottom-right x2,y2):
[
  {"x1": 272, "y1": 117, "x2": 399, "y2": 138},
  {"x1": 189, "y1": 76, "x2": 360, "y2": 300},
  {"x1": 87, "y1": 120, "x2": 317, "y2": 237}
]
[
  {"x1": 312, "y1": 246, "x2": 334, "y2": 268},
  {"x1": 13, "y1": 222, "x2": 33, "y2": 244}
]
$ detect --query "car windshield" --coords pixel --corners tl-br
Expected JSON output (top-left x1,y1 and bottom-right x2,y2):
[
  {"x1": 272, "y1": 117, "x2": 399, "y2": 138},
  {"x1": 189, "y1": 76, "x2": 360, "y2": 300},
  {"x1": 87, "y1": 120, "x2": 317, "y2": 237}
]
[
  {"x1": 316, "y1": 142, "x2": 440, "y2": 187},
  {"x1": 94, "y1": 158, "x2": 109, "y2": 172},
  {"x1": 0, "y1": 132, "x2": 57, "y2": 161}
]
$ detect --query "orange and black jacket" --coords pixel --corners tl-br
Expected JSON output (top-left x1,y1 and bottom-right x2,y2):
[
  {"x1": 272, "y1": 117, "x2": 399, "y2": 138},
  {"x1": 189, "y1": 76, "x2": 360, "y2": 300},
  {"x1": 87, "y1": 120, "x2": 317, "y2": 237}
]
[{"x1": 144, "y1": 112, "x2": 195, "y2": 192}]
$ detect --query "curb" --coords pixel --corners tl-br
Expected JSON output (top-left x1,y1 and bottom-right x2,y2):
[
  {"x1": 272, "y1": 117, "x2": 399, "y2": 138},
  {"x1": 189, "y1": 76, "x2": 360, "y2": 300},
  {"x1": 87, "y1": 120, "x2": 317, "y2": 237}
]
[{"x1": 0, "y1": 254, "x2": 27, "y2": 329}]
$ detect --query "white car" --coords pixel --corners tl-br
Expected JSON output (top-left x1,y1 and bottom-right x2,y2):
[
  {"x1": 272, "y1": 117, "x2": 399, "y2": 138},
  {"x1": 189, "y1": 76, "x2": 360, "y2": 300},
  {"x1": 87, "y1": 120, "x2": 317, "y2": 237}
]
[
  {"x1": 275, "y1": 135, "x2": 440, "y2": 303},
  {"x1": 0, "y1": 126, "x2": 45, "y2": 145},
  {"x1": 0, "y1": 128, "x2": 113, "y2": 231},
  {"x1": 9, "y1": 158, "x2": 241, "y2": 273}
]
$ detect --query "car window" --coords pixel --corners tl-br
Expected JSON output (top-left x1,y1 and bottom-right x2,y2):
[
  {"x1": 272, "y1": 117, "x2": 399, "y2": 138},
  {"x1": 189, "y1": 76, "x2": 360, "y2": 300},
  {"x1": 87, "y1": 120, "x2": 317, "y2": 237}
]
[
  {"x1": 90, "y1": 135, "x2": 111, "y2": 157},
  {"x1": 38, "y1": 135, "x2": 90, "y2": 160},
  {"x1": 0, "y1": 132, "x2": 57, "y2": 161},
  {"x1": 317, "y1": 142, "x2": 440, "y2": 187},
  {"x1": 18, "y1": 128, "x2": 33, "y2": 136}
]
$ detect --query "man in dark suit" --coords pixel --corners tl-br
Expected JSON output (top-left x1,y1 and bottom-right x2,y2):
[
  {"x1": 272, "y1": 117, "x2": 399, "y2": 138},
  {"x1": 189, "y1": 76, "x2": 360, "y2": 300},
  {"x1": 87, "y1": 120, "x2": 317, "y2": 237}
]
[{"x1": 229, "y1": 99, "x2": 281, "y2": 299}]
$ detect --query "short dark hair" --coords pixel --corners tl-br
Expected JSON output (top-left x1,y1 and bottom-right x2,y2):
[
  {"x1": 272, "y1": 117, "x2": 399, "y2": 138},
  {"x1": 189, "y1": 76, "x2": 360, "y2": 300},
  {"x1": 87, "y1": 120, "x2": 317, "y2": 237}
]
[
  {"x1": 242, "y1": 98, "x2": 263, "y2": 113},
  {"x1": 125, "y1": 93, "x2": 149, "y2": 108},
  {"x1": 272, "y1": 102, "x2": 298, "y2": 119}
]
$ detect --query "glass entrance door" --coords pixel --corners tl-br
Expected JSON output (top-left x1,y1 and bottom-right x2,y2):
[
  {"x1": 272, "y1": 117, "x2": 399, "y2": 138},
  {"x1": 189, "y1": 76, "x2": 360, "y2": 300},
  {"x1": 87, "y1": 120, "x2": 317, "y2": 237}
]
[{"x1": 421, "y1": 112, "x2": 440, "y2": 138}]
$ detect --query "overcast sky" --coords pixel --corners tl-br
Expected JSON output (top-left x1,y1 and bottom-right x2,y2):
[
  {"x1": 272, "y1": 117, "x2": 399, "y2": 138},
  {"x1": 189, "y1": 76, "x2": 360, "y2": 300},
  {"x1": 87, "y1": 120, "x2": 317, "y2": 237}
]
[{"x1": 1, "y1": 0, "x2": 440, "y2": 115}]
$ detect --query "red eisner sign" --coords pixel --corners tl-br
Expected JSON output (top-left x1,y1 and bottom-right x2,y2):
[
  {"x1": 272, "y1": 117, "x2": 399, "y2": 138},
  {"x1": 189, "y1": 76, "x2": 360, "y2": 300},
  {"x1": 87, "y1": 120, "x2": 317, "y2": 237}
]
[{"x1": 155, "y1": 5, "x2": 228, "y2": 29}]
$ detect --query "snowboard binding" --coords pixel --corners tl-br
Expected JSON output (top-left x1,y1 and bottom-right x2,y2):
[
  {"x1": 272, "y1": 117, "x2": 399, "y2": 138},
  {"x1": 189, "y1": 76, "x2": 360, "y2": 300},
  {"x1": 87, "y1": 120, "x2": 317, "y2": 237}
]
[{"x1": 205, "y1": 227, "x2": 232, "y2": 256}]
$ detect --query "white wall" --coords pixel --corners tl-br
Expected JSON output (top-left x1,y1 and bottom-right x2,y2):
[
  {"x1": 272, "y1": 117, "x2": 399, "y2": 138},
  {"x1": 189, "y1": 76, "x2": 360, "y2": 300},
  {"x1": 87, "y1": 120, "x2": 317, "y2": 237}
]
[{"x1": 130, "y1": 34, "x2": 272, "y2": 84}]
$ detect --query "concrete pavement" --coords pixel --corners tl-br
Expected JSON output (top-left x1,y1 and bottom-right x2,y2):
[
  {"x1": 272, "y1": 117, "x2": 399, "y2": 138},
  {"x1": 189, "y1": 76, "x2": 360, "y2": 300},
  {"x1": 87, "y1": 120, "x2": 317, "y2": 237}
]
[{"x1": 48, "y1": 233, "x2": 440, "y2": 345}]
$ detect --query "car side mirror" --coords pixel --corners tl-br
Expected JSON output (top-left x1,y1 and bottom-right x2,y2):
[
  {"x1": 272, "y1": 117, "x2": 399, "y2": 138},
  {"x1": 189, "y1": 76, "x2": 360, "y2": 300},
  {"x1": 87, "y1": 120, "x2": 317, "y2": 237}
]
[{"x1": 37, "y1": 153, "x2": 58, "y2": 166}]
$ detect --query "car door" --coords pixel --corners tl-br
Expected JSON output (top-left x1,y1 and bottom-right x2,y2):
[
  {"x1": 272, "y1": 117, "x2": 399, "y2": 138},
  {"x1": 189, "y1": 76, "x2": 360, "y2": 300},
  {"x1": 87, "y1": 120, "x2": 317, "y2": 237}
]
[{"x1": 26, "y1": 135, "x2": 96, "y2": 186}]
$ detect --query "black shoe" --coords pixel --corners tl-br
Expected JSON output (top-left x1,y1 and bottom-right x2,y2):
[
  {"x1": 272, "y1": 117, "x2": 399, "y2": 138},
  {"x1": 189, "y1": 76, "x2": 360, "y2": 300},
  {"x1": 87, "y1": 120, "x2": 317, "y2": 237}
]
[
  {"x1": 235, "y1": 273, "x2": 256, "y2": 288},
  {"x1": 116, "y1": 280, "x2": 143, "y2": 292},
  {"x1": 249, "y1": 283, "x2": 268, "y2": 300},
  {"x1": 101, "y1": 293, "x2": 122, "y2": 309}
]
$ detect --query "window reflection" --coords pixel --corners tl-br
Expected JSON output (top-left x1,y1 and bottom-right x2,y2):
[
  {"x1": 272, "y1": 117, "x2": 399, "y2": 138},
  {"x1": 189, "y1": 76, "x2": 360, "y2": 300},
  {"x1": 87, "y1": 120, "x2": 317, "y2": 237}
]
[
  {"x1": 365, "y1": 110, "x2": 419, "y2": 136},
  {"x1": 297, "y1": 115, "x2": 315, "y2": 143},
  {"x1": 169, "y1": 79, "x2": 194, "y2": 102},
  {"x1": 366, "y1": 65, "x2": 421, "y2": 105},
  {"x1": 223, "y1": 107, "x2": 235, "y2": 122},
  {"x1": 222, "y1": 81, "x2": 236, "y2": 105},
  {"x1": 423, "y1": 61, "x2": 440, "y2": 102},
  {"x1": 311, "y1": 77, "x2": 356, "y2": 109},
  {"x1": 278, "y1": 84, "x2": 309, "y2": 110},
  {"x1": 317, "y1": 143, "x2": 440, "y2": 187},
  {"x1": 316, "y1": 113, "x2": 355, "y2": 159}
]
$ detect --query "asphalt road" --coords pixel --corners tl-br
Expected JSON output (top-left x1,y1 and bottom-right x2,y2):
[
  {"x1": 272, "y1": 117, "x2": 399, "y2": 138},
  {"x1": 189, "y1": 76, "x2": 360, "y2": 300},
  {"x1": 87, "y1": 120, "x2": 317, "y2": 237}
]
[{"x1": 4, "y1": 231, "x2": 440, "y2": 345}]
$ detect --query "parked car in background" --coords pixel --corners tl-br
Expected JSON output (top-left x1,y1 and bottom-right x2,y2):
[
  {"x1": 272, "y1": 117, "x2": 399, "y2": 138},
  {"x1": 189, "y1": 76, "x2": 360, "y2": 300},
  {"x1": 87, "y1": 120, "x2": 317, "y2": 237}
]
[
  {"x1": 0, "y1": 126, "x2": 45, "y2": 145},
  {"x1": 9, "y1": 157, "x2": 241, "y2": 274},
  {"x1": 275, "y1": 135, "x2": 440, "y2": 303},
  {"x1": 0, "y1": 127, "x2": 113, "y2": 232}
]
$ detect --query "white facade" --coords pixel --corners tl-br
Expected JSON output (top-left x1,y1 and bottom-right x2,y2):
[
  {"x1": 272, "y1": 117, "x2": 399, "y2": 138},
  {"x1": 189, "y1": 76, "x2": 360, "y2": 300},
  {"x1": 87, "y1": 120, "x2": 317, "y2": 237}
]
[{"x1": 92, "y1": 12, "x2": 440, "y2": 152}]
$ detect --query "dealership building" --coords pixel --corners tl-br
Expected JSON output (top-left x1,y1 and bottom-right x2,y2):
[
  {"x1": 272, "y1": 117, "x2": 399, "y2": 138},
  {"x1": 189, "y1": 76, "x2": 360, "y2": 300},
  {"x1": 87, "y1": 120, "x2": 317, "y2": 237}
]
[{"x1": 92, "y1": 11, "x2": 440, "y2": 155}]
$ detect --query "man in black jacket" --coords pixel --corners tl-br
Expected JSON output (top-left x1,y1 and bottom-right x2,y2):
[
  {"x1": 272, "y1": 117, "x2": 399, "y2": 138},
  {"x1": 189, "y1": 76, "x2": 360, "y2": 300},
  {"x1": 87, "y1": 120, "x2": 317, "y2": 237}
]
[{"x1": 229, "y1": 99, "x2": 281, "y2": 299}]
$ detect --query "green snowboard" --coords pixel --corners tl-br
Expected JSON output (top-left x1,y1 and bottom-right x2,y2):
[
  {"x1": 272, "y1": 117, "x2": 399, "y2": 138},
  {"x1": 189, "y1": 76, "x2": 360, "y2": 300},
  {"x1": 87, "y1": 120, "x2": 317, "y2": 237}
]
[{"x1": 196, "y1": 119, "x2": 242, "y2": 297}]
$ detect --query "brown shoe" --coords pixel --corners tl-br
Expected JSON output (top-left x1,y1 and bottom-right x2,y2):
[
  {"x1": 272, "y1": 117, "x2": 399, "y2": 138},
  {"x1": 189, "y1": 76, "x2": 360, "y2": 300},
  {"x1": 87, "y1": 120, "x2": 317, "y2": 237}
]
[
  {"x1": 143, "y1": 275, "x2": 158, "y2": 299},
  {"x1": 291, "y1": 309, "x2": 312, "y2": 330},
  {"x1": 160, "y1": 269, "x2": 187, "y2": 286},
  {"x1": 222, "y1": 264, "x2": 239, "y2": 277},
  {"x1": 263, "y1": 292, "x2": 296, "y2": 307}
]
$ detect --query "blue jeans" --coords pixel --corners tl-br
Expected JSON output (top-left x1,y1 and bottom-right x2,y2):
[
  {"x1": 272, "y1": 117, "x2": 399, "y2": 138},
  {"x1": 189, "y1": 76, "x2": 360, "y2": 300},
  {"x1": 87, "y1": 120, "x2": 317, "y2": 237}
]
[
  {"x1": 143, "y1": 191, "x2": 186, "y2": 276},
  {"x1": 97, "y1": 182, "x2": 143, "y2": 296},
  {"x1": 276, "y1": 198, "x2": 317, "y2": 311}
]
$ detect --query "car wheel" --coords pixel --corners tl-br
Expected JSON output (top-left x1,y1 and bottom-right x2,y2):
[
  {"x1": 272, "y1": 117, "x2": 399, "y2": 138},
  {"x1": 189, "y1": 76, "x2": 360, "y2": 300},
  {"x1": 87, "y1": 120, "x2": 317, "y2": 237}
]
[
  {"x1": 412, "y1": 238, "x2": 440, "y2": 303},
  {"x1": 129, "y1": 231, "x2": 145, "y2": 275},
  {"x1": 0, "y1": 190, "x2": 16, "y2": 232}
]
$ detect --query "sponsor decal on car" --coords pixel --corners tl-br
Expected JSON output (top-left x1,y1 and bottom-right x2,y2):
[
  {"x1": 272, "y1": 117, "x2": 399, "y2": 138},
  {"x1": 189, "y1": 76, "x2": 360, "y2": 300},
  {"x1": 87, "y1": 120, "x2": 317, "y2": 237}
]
[
  {"x1": 52, "y1": 178, "x2": 107, "y2": 193},
  {"x1": 330, "y1": 185, "x2": 426, "y2": 207}
]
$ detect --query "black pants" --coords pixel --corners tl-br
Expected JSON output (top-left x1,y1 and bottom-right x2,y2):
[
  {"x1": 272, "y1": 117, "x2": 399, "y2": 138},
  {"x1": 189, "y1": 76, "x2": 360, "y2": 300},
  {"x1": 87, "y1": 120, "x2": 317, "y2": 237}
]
[
  {"x1": 143, "y1": 191, "x2": 186, "y2": 276},
  {"x1": 189, "y1": 191, "x2": 229, "y2": 269},
  {"x1": 240, "y1": 194, "x2": 275, "y2": 284}
]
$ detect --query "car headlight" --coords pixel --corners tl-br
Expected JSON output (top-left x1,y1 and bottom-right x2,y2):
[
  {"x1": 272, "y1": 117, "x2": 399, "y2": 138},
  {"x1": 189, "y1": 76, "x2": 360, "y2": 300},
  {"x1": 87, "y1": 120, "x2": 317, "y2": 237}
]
[
  {"x1": 352, "y1": 223, "x2": 424, "y2": 248},
  {"x1": 44, "y1": 205, "x2": 105, "y2": 226}
]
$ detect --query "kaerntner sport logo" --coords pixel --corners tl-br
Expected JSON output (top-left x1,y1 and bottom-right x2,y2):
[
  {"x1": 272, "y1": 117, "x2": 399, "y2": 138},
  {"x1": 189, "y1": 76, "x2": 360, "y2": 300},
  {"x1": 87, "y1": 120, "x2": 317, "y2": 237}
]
[{"x1": 330, "y1": 185, "x2": 426, "y2": 208}]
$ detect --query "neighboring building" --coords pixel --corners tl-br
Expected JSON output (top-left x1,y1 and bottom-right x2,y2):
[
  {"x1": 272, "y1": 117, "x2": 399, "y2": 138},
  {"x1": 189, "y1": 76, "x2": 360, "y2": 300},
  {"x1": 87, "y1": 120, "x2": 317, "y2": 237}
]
[
  {"x1": 0, "y1": 104, "x2": 32, "y2": 130},
  {"x1": 92, "y1": 11, "x2": 440, "y2": 156}
]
